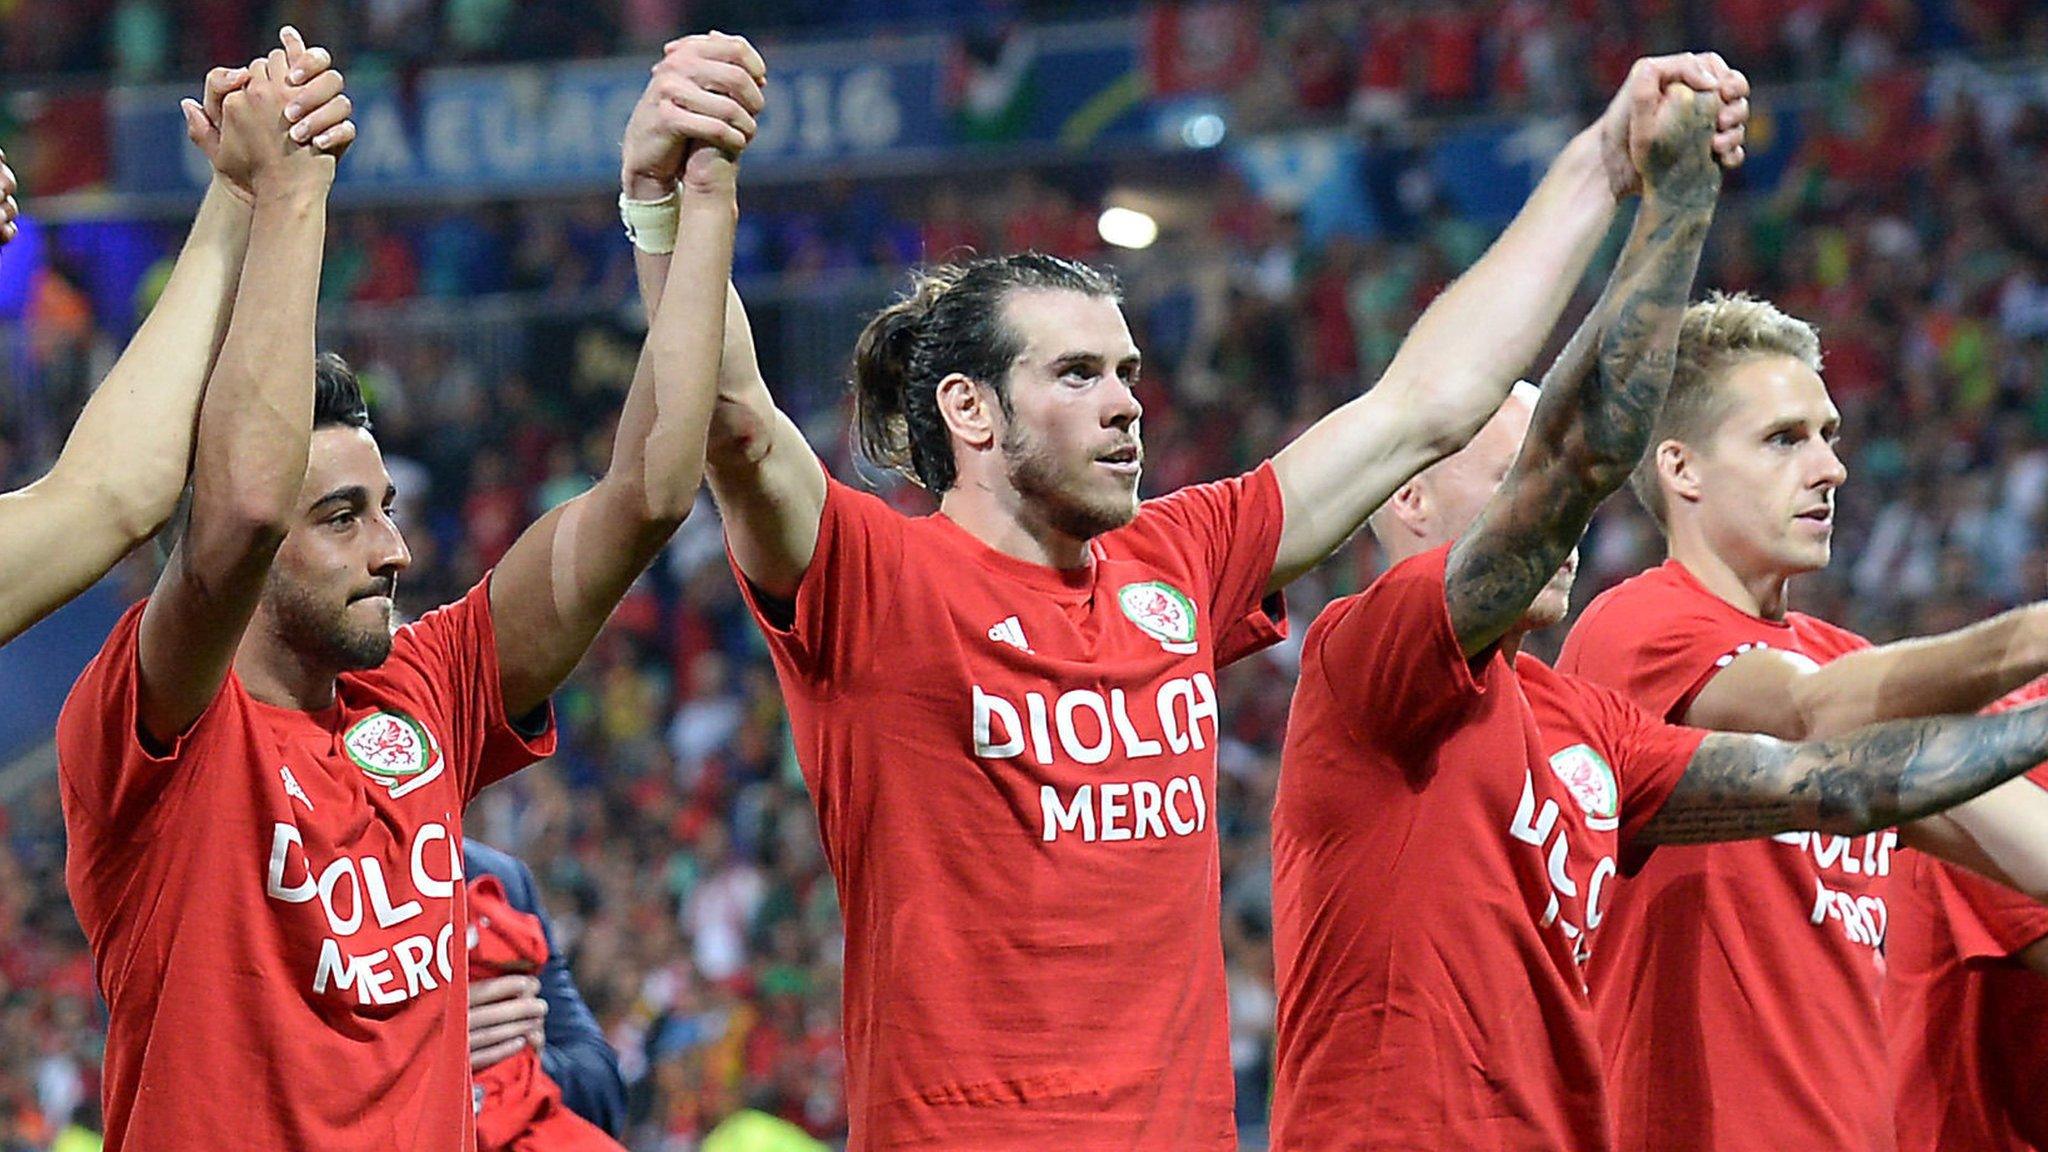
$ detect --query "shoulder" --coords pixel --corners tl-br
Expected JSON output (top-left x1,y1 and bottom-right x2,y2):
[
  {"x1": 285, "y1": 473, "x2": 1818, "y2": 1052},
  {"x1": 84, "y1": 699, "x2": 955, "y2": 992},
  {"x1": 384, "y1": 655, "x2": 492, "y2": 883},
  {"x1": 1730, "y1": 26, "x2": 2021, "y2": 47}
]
[
  {"x1": 463, "y1": 840, "x2": 538, "y2": 906},
  {"x1": 1786, "y1": 611, "x2": 1869, "y2": 658}
]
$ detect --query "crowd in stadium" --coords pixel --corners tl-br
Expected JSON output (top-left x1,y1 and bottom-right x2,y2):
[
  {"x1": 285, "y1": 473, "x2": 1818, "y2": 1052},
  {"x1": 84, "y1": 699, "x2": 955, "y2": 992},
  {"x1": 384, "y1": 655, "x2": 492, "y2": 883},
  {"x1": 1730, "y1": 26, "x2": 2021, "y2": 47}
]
[{"x1": 4, "y1": 2, "x2": 2048, "y2": 1150}]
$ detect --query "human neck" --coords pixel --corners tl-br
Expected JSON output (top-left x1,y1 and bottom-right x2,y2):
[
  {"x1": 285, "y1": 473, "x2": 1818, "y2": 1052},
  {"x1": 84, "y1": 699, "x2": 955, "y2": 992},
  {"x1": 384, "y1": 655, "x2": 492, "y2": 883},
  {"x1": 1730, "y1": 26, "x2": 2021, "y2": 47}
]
[
  {"x1": 1667, "y1": 526, "x2": 1792, "y2": 620},
  {"x1": 939, "y1": 481, "x2": 1094, "y2": 569},
  {"x1": 234, "y1": 626, "x2": 341, "y2": 712},
  {"x1": 1499, "y1": 630, "x2": 1526, "y2": 663}
]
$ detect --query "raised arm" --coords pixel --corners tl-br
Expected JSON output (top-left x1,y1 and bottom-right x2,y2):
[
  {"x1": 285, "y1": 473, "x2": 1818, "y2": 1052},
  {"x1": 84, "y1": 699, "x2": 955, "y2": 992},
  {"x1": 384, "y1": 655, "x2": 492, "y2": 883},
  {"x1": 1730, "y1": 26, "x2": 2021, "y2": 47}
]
[
  {"x1": 488, "y1": 139, "x2": 739, "y2": 717},
  {"x1": 1688, "y1": 605, "x2": 2048, "y2": 740},
  {"x1": 135, "y1": 48, "x2": 339, "y2": 747},
  {"x1": 0, "y1": 49, "x2": 350, "y2": 647},
  {"x1": 622, "y1": 33, "x2": 825, "y2": 601},
  {"x1": 1680, "y1": 599, "x2": 2048, "y2": 898},
  {"x1": 1642, "y1": 705, "x2": 2048, "y2": 845},
  {"x1": 1263, "y1": 54, "x2": 1749, "y2": 591},
  {"x1": 1444, "y1": 89, "x2": 1722, "y2": 657}
]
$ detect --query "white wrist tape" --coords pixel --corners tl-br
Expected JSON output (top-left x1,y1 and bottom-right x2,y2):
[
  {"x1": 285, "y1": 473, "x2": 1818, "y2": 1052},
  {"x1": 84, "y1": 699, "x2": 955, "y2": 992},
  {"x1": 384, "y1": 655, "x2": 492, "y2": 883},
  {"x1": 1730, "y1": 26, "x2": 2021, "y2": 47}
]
[{"x1": 619, "y1": 189, "x2": 680, "y2": 254}]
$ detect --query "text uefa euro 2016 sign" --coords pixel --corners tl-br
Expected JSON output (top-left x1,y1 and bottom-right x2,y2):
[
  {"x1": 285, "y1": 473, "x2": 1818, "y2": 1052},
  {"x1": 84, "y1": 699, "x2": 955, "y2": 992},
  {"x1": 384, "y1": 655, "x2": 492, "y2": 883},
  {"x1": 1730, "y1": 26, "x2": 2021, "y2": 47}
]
[
  {"x1": 110, "y1": 37, "x2": 948, "y2": 198},
  {"x1": 106, "y1": 21, "x2": 1153, "y2": 202}
]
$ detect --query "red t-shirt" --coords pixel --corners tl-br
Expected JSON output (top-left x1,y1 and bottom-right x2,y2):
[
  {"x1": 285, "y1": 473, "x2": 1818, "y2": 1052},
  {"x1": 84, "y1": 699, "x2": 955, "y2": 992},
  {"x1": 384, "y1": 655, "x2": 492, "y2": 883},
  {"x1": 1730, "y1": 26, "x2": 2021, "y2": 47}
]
[
  {"x1": 59, "y1": 579, "x2": 555, "y2": 1152},
  {"x1": 1557, "y1": 559, "x2": 1889, "y2": 1152},
  {"x1": 468, "y1": 874, "x2": 621, "y2": 1152},
  {"x1": 1887, "y1": 678, "x2": 2048, "y2": 1152},
  {"x1": 1270, "y1": 546, "x2": 1702, "y2": 1151},
  {"x1": 735, "y1": 467, "x2": 1287, "y2": 1150}
]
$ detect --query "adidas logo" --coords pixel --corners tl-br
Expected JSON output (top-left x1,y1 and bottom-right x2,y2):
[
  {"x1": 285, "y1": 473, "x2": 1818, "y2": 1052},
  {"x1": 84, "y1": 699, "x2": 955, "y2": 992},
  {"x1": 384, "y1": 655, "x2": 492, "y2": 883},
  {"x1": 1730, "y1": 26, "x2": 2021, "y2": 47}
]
[{"x1": 987, "y1": 615, "x2": 1032, "y2": 653}]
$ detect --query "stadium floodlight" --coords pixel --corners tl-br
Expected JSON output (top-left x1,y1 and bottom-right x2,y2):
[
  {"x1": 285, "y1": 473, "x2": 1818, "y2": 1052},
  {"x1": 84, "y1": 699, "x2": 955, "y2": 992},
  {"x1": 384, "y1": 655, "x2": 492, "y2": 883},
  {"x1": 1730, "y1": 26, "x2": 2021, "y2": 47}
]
[
  {"x1": 1098, "y1": 207, "x2": 1158, "y2": 250},
  {"x1": 1181, "y1": 113, "x2": 1227, "y2": 149}
]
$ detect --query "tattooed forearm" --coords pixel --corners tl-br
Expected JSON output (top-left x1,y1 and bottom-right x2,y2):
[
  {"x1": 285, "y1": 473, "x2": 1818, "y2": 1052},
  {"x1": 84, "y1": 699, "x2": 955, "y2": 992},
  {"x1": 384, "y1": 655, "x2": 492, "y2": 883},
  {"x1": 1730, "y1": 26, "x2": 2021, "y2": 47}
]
[
  {"x1": 1444, "y1": 91, "x2": 1722, "y2": 657},
  {"x1": 1642, "y1": 703, "x2": 2048, "y2": 845}
]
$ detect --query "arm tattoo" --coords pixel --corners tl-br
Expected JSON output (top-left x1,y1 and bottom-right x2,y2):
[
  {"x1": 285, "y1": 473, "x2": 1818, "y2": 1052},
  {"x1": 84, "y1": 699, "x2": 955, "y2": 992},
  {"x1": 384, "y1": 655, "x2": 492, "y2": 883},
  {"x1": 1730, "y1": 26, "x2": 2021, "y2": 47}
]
[
  {"x1": 1643, "y1": 704, "x2": 2048, "y2": 845},
  {"x1": 1446, "y1": 91, "x2": 1723, "y2": 656}
]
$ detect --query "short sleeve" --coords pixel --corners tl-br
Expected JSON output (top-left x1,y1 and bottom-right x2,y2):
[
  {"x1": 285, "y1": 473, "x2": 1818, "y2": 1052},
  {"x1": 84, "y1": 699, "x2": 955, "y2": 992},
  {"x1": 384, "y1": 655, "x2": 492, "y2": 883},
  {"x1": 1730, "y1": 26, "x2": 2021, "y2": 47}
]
[
  {"x1": 1924, "y1": 852, "x2": 2048, "y2": 963},
  {"x1": 1564, "y1": 676, "x2": 1710, "y2": 871},
  {"x1": 1306, "y1": 544, "x2": 1489, "y2": 753},
  {"x1": 1127, "y1": 462, "x2": 1289, "y2": 668},
  {"x1": 385, "y1": 576, "x2": 556, "y2": 800},
  {"x1": 57, "y1": 600, "x2": 222, "y2": 841},
  {"x1": 729, "y1": 474, "x2": 908, "y2": 695}
]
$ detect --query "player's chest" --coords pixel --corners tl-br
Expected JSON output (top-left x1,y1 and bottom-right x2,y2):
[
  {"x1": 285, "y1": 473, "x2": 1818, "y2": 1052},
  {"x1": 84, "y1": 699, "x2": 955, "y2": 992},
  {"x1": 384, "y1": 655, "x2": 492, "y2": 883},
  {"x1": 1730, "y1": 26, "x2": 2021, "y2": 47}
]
[
  {"x1": 222, "y1": 704, "x2": 466, "y2": 1011},
  {"x1": 887, "y1": 578, "x2": 1223, "y2": 763},
  {"x1": 1467, "y1": 698, "x2": 1626, "y2": 949}
]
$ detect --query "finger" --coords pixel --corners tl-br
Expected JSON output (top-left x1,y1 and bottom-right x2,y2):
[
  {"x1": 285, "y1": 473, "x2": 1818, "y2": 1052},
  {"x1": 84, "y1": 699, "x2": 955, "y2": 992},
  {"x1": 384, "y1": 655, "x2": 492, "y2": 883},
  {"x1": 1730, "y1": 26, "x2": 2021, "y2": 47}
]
[
  {"x1": 1717, "y1": 96, "x2": 1749, "y2": 131},
  {"x1": 1645, "y1": 52, "x2": 1716, "y2": 93},
  {"x1": 714, "y1": 32, "x2": 768, "y2": 83},
  {"x1": 312, "y1": 120, "x2": 356, "y2": 153},
  {"x1": 291, "y1": 94, "x2": 352, "y2": 142},
  {"x1": 1719, "y1": 144, "x2": 1746, "y2": 169},
  {"x1": 684, "y1": 59, "x2": 765, "y2": 115},
  {"x1": 289, "y1": 45, "x2": 333, "y2": 86},
  {"x1": 181, "y1": 99, "x2": 212, "y2": 144},
  {"x1": 1712, "y1": 127, "x2": 1745, "y2": 155},
  {"x1": 203, "y1": 67, "x2": 247, "y2": 123},
  {"x1": 1720, "y1": 67, "x2": 1750, "y2": 102},
  {"x1": 471, "y1": 1036, "x2": 527, "y2": 1071},
  {"x1": 660, "y1": 105, "x2": 749, "y2": 153},
  {"x1": 663, "y1": 86, "x2": 757, "y2": 139},
  {"x1": 0, "y1": 160, "x2": 15, "y2": 198},
  {"x1": 468, "y1": 975, "x2": 530, "y2": 1005},
  {"x1": 471, "y1": 1018, "x2": 541, "y2": 1048},
  {"x1": 267, "y1": 48, "x2": 290, "y2": 79},
  {"x1": 284, "y1": 69, "x2": 344, "y2": 122},
  {"x1": 280, "y1": 25, "x2": 307, "y2": 68},
  {"x1": 667, "y1": 33, "x2": 768, "y2": 85},
  {"x1": 469, "y1": 994, "x2": 548, "y2": 1028}
]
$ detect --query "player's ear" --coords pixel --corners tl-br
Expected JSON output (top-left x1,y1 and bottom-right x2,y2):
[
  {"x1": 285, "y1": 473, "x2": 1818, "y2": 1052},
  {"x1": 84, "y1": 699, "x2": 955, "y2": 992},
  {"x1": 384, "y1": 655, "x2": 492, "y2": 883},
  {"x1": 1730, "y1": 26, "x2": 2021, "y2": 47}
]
[
  {"x1": 1388, "y1": 480, "x2": 1428, "y2": 537},
  {"x1": 936, "y1": 371, "x2": 997, "y2": 450},
  {"x1": 1657, "y1": 439, "x2": 1701, "y2": 509}
]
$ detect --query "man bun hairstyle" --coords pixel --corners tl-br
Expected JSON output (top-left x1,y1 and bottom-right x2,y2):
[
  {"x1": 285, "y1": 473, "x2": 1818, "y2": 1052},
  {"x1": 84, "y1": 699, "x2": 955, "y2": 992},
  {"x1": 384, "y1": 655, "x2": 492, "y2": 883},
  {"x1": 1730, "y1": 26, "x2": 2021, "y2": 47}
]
[{"x1": 851, "y1": 252, "x2": 1119, "y2": 493}]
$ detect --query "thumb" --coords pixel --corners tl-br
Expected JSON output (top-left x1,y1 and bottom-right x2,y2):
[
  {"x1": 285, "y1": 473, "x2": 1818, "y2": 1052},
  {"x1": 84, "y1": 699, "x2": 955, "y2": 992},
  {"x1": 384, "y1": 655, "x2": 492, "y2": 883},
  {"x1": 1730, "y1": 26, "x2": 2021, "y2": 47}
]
[{"x1": 181, "y1": 99, "x2": 212, "y2": 144}]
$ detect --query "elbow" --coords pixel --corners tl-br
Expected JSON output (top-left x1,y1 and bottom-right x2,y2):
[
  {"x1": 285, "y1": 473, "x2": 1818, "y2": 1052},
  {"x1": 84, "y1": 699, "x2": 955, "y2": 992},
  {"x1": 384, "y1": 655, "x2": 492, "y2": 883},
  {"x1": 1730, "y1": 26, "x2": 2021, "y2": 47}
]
[
  {"x1": 1413, "y1": 393, "x2": 1495, "y2": 462},
  {"x1": 707, "y1": 394, "x2": 776, "y2": 474},
  {"x1": 48, "y1": 459, "x2": 187, "y2": 549},
  {"x1": 608, "y1": 471, "x2": 698, "y2": 536},
  {"x1": 94, "y1": 475, "x2": 184, "y2": 547},
  {"x1": 1552, "y1": 449, "x2": 1635, "y2": 504}
]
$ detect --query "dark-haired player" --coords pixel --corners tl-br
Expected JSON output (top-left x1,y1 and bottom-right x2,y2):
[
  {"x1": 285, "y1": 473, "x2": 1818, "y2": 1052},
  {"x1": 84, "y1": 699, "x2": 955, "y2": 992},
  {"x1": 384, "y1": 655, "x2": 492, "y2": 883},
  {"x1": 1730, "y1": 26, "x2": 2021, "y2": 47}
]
[
  {"x1": 620, "y1": 33, "x2": 1748, "y2": 1151},
  {"x1": 58, "y1": 44, "x2": 744, "y2": 1150}
]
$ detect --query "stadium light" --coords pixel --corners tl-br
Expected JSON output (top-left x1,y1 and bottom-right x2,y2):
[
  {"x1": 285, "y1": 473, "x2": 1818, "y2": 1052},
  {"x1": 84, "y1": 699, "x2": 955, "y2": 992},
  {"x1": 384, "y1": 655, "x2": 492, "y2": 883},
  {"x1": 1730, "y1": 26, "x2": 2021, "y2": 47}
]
[
  {"x1": 1181, "y1": 113, "x2": 1227, "y2": 149},
  {"x1": 1098, "y1": 207, "x2": 1158, "y2": 250}
]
